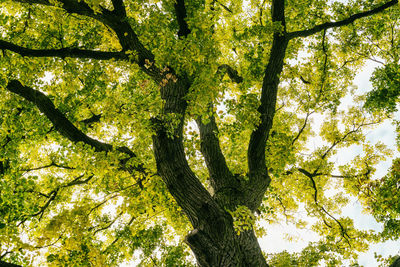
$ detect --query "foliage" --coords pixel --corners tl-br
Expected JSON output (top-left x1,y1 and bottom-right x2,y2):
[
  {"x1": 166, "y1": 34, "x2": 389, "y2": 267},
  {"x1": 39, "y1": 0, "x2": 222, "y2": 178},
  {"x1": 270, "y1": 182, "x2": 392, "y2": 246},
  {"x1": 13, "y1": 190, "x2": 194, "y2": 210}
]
[
  {"x1": 366, "y1": 63, "x2": 400, "y2": 113},
  {"x1": 0, "y1": 0, "x2": 399, "y2": 266}
]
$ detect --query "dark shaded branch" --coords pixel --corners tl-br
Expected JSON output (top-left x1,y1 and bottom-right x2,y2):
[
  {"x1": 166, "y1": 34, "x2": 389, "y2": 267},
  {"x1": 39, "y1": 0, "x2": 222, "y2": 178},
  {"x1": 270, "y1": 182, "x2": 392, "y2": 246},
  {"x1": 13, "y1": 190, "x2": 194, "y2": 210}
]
[
  {"x1": 196, "y1": 113, "x2": 236, "y2": 196},
  {"x1": 7, "y1": 80, "x2": 114, "y2": 153},
  {"x1": 246, "y1": 0, "x2": 287, "y2": 210},
  {"x1": 0, "y1": 40, "x2": 127, "y2": 60},
  {"x1": 291, "y1": 111, "x2": 313, "y2": 145},
  {"x1": 11, "y1": 0, "x2": 169, "y2": 86},
  {"x1": 174, "y1": 0, "x2": 191, "y2": 38},
  {"x1": 218, "y1": 64, "x2": 243, "y2": 83},
  {"x1": 103, "y1": 214, "x2": 136, "y2": 253},
  {"x1": 80, "y1": 113, "x2": 101, "y2": 125},
  {"x1": 34, "y1": 234, "x2": 64, "y2": 249},
  {"x1": 275, "y1": 195, "x2": 290, "y2": 223},
  {"x1": 29, "y1": 189, "x2": 59, "y2": 221},
  {"x1": 319, "y1": 119, "x2": 379, "y2": 161},
  {"x1": 0, "y1": 260, "x2": 22, "y2": 267},
  {"x1": 211, "y1": 0, "x2": 233, "y2": 13},
  {"x1": 298, "y1": 169, "x2": 352, "y2": 247},
  {"x1": 6, "y1": 80, "x2": 147, "y2": 176},
  {"x1": 63, "y1": 174, "x2": 94, "y2": 187},
  {"x1": 19, "y1": 173, "x2": 94, "y2": 224},
  {"x1": 93, "y1": 212, "x2": 123, "y2": 234},
  {"x1": 299, "y1": 75, "x2": 311, "y2": 84},
  {"x1": 13, "y1": 0, "x2": 114, "y2": 27},
  {"x1": 288, "y1": 0, "x2": 398, "y2": 39},
  {"x1": 88, "y1": 194, "x2": 119, "y2": 216},
  {"x1": 22, "y1": 161, "x2": 74, "y2": 172},
  {"x1": 110, "y1": 0, "x2": 126, "y2": 16}
]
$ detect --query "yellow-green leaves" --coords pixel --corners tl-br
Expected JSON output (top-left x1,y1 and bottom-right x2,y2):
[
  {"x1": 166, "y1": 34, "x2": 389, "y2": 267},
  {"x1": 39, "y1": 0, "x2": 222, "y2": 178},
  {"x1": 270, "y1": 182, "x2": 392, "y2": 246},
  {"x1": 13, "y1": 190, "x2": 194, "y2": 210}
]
[{"x1": 228, "y1": 205, "x2": 256, "y2": 235}]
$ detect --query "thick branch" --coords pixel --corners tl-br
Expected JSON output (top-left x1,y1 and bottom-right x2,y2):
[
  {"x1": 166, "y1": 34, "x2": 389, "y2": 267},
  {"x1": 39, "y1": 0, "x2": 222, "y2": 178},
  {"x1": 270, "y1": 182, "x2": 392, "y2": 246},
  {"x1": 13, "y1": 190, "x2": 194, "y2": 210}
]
[
  {"x1": 218, "y1": 64, "x2": 243, "y2": 83},
  {"x1": 0, "y1": 260, "x2": 22, "y2": 267},
  {"x1": 12, "y1": 0, "x2": 166, "y2": 83},
  {"x1": 153, "y1": 123, "x2": 225, "y2": 232},
  {"x1": 6, "y1": 80, "x2": 114, "y2": 152},
  {"x1": 246, "y1": 0, "x2": 287, "y2": 209},
  {"x1": 0, "y1": 40, "x2": 126, "y2": 60},
  {"x1": 5, "y1": 80, "x2": 144, "y2": 172},
  {"x1": 110, "y1": 0, "x2": 126, "y2": 16},
  {"x1": 174, "y1": 0, "x2": 191, "y2": 38},
  {"x1": 196, "y1": 114, "x2": 237, "y2": 197},
  {"x1": 80, "y1": 113, "x2": 101, "y2": 125},
  {"x1": 288, "y1": 0, "x2": 398, "y2": 39}
]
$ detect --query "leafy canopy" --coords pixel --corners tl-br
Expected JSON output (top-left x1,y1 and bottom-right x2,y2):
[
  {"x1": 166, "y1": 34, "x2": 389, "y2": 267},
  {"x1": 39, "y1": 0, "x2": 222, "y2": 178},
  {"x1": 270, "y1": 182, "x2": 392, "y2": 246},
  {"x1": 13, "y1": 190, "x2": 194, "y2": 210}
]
[{"x1": 0, "y1": 0, "x2": 400, "y2": 266}]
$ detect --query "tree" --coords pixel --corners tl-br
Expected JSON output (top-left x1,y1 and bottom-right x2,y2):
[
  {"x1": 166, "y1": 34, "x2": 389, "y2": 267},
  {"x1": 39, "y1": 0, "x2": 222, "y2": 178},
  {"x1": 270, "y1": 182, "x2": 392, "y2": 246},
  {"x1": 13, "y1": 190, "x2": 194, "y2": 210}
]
[{"x1": 0, "y1": 0, "x2": 399, "y2": 265}]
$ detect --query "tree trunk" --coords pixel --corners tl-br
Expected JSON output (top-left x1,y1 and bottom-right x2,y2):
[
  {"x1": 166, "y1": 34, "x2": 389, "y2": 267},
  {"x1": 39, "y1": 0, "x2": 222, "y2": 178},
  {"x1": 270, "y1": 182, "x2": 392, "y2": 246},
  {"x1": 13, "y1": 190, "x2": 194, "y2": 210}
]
[
  {"x1": 186, "y1": 226, "x2": 268, "y2": 267},
  {"x1": 152, "y1": 122, "x2": 269, "y2": 266}
]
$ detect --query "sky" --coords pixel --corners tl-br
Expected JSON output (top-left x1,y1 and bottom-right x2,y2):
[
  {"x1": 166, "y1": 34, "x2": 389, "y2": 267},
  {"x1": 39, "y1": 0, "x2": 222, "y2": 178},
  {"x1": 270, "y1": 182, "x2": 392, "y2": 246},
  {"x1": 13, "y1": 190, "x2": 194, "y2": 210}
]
[
  {"x1": 258, "y1": 61, "x2": 400, "y2": 267},
  {"x1": 120, "y1": 60, "x2": 400, "y2": 267}
]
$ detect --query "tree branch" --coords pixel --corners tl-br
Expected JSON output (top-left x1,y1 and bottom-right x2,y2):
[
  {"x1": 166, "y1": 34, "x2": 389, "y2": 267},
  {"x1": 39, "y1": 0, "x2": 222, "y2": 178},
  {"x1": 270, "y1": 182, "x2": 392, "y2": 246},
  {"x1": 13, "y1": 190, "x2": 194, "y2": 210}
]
[
  {"x1": 246, "y1": 0, "x2": 287, "y2": 210},
  {"x1": 218, "y1": 64, "x2": 243, "y2": 83},
  {"x1": 298, "y1": 168, "x2": 352, "y2": 247},
  {"x1": 196, "y1": 113, "x2": 238, "y2": 199},
  {"x1": 13, "y1": 0, "x2": 112, "y2": 24},
  {"x1": 6, "y1": 80, "x2": 114, "y2": 152},
  {"x1": 174, "y1": 0, "x2": 191, "y2": 38},
  {"x1": 11, "y1": 0, "x2": 168, "y2": 84},
  {"x1": 110, "y1": 0, "x2": 126, "y2": 17},
  {"x1": 0, "y1": 260, "x2": 22, "y2": 267},
  {"x1": 80, "y1": 113, "x2": 101, "y2": 125},
  {"x1": 0, "y1": 40, "x2": 127, "y2": 60},
  {"x1": 288, "y1": 0, "x2": 398, "y2": 39},
  {"x1": 291, "y1": 111, "x2": 313, "y2": 145},
  {"x1": 5, "y1": 80, "x2": 144, "y2": 172},
  {"x1": 21, "y1": 161, "x2": 75, "y2": 173}
]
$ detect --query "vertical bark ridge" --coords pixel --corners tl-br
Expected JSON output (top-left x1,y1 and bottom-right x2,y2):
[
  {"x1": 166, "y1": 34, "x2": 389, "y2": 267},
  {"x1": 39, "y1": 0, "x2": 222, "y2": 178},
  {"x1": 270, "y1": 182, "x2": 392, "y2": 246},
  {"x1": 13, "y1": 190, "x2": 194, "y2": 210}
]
[
  {"x1": 196, "y1": 114, "x2": 240, "y2": 204},
  {"x1": 246, "y1": 0, "x2": 288, "y2": 210}
]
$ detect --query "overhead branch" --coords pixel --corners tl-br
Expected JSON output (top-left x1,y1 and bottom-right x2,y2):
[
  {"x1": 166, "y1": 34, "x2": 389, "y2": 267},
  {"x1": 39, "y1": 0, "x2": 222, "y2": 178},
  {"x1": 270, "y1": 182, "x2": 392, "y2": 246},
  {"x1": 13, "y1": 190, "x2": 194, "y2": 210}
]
[
  {"x1": 18, "y1": 174, "x2": 94, "y2": 225},
  {"x1": 319, "y1": 119, "x2": 380, "y2": 162},
  {"x1": 174, "y1": 0, "x2": 191, "y2": 38},
  {"x1": 288, "y1": 0, "x2": 398, "y2": 39},
  {"x1": 0, "y1": 40, "x2": 127, "y2": 60},
  {"x1": 110, "y1": 0, "x2": 126, "y2": 16},
  {"x1": 291, "y1": 111, "x2": 313, "y2": 145},
  {"x1": 246, "y1": 0, "x2": 287, "y2": 209},
  {"x1": 5, "y1": 80, "x2": 143, "y2": 168},
  {"x1": 211, "y1": 0, "x2": 233, "y2": 13},
  {"x1": 0, "y1": 260, "x2": 22, "y2": 267},
  {"x1": 21, "y1": 161, "x2": 75, "y2": 173},
  {"x1": 298, "y1": 168, "x2": 352, "y2": 247},
  {"x1": 196, "y1": 113, "x2": 237, "y2": 198},
  {"x1": 11, "y1": 0, "x2": 166, "y2": 83},
  {"x1": 12, "y1": 0, "x2": 112, "y2": 25},
  {"x1": 80, "y1": 113, "x2": 102, "y2": 125},
  {"x1": 7, "y1": 80, "x2": 114, "y2": 152},
  {"x1": 218, "y1": 64, "x2": 243, "y2": 83}
]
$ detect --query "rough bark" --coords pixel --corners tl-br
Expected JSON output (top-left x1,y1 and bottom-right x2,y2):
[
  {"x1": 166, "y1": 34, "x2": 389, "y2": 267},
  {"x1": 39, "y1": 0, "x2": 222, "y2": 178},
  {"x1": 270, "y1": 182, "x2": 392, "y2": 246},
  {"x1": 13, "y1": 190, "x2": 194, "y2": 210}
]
[
  {"x1": 0, "y1": 261, "x2": 22, "y2": 267},
  {"x1": 3, "y1": 0, "x2": 398, "y2": 265},
  {"x1": 246, "y1": 0, "x2": 287, "y2": 211}
]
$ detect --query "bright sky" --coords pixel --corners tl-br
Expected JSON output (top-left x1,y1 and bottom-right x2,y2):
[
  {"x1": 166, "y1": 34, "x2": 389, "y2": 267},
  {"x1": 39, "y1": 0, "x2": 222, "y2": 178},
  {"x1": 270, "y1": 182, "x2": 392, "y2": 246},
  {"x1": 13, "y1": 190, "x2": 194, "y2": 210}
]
[
  {"x1": 258, "y1": 61, "x2": 400, "y2": 267},
  {"x1": 120, "y1": 62, "x2": 400, "y2": 267}
]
